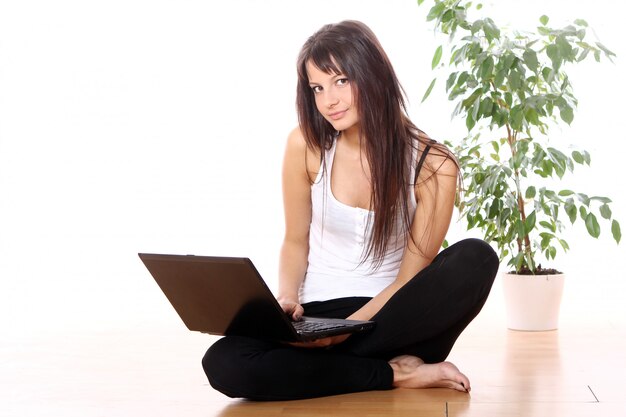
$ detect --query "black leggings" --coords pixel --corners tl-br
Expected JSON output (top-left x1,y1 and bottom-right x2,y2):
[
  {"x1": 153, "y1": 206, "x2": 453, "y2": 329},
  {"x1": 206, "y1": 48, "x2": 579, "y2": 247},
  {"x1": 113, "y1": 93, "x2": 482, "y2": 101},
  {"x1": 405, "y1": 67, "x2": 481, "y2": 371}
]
[{"x1": 202, "y1": 238, "x2": 498, "y2": 401}]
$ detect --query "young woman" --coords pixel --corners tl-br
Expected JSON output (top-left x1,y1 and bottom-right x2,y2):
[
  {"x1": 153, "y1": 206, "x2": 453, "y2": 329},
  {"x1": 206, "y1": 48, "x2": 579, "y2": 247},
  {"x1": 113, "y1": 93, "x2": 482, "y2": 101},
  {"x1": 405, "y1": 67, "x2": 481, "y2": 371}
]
[{"x1": 202, "y1": 20, "x2": 498, "y2": 401}]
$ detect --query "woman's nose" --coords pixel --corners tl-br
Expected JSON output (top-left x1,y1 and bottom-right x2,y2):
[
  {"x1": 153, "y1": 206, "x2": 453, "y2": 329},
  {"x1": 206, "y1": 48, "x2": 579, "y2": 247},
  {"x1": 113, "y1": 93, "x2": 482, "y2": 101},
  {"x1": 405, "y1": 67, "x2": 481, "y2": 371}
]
[{"x1": 324, "y1": 90, "x2": 339, "y2": 108}]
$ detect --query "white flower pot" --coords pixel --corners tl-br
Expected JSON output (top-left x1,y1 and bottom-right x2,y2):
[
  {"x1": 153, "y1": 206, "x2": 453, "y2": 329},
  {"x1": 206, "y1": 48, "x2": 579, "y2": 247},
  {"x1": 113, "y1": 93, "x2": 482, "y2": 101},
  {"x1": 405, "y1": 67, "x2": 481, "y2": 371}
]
[{"x1": 501, "y1": 272, "x2": 565, "y2": 331}]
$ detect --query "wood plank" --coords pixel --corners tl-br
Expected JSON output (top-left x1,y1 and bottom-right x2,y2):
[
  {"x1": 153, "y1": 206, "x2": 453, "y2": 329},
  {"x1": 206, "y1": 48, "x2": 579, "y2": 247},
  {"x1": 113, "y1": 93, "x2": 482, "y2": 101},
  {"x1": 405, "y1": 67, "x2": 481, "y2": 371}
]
[
  {"x1": 447, "y1": 401, "x2": 620, "y2": 417},
  {"x1": 215, "y1": 399, "x2": 446, "y2": 417}
]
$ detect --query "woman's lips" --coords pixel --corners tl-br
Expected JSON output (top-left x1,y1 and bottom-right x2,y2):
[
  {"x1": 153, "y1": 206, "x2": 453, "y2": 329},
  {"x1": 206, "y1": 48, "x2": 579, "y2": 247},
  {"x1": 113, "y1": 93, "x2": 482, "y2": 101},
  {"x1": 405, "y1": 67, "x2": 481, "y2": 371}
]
[{"x1": 328, "y1": 110, "x2": 347, "y2": 120}]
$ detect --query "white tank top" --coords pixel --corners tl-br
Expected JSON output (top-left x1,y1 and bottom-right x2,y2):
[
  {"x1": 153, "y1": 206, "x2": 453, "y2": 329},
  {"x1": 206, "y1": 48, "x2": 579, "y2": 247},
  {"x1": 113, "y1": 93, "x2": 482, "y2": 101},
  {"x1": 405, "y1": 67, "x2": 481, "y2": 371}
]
[{"x1": 299, "y1": 139, "x2": 418, "y2": 303}]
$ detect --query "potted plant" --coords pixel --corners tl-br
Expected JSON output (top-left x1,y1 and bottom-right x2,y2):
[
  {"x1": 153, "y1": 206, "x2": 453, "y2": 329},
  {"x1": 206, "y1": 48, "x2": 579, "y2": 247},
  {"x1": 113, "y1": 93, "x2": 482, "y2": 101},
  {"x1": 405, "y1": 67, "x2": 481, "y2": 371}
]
[{"x1": 418, "y1": 0, "x2": 621, "y2": 330}]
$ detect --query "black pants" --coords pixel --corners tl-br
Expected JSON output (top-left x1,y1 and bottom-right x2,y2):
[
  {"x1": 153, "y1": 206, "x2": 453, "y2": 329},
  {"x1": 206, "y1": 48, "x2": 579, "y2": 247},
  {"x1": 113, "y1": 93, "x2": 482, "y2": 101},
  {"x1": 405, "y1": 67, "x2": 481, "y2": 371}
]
[{"x1": 202, "y1": 238, "x2": 498, "y2": 401}]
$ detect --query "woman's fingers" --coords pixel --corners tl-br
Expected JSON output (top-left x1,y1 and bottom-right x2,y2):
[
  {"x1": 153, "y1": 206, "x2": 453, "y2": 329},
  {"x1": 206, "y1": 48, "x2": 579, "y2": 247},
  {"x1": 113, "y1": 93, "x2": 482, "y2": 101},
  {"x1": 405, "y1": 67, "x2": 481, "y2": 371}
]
[{"x1": 279, "y1": 300, "x2": 304, "y2": 321}]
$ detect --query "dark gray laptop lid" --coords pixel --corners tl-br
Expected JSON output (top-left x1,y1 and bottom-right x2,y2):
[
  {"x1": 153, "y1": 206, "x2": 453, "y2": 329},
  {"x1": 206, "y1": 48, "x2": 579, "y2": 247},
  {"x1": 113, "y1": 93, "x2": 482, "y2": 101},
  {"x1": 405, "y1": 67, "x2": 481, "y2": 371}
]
[{"x1": 139, "y1": 253, "x2": 298, "y2": 341}]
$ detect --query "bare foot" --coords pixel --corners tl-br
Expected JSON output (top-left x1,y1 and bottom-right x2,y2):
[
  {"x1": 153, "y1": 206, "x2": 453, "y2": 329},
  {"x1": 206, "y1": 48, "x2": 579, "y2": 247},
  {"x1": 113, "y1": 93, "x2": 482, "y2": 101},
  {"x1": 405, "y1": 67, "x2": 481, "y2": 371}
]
[{"x1": 388, "y1": 355, "x2": 471, "y2": 393}]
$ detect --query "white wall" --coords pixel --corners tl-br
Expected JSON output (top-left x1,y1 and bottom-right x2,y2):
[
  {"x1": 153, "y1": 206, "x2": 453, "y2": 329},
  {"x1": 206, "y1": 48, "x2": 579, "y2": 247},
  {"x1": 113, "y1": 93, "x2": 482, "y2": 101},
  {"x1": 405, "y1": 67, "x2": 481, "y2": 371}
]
[{"x1": 1, "y1": 0, "x2": 623, "y2": 334}]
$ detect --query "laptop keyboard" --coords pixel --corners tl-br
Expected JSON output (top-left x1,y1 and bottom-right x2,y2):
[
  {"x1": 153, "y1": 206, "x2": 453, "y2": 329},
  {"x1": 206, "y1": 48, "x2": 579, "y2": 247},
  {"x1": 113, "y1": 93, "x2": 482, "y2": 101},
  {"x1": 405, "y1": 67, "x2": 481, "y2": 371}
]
[{"x1": 292, "y1": 320, "x2": 346, "y2": 334}]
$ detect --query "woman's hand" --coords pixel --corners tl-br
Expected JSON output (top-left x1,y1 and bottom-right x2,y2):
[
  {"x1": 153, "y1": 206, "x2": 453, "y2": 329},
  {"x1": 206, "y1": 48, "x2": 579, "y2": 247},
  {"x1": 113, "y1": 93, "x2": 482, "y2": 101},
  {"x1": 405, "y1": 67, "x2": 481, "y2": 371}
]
[
  {"x1": 278, "y1": 298, "x2": 304, "y2": 321},
  {"x1": 288, "y1": 333, "x2": 350, "y2": 349},
  {"x1": 277, "y1": 297, "x2": 350, "y2": 348}
]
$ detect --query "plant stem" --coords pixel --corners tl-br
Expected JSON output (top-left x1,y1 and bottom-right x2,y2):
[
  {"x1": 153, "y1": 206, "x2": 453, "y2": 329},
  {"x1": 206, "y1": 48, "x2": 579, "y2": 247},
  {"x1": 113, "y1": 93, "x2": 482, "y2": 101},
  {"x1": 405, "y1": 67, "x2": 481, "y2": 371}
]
[{"x1": 506, "y1": 124, "x2": 532, "y2": 270}]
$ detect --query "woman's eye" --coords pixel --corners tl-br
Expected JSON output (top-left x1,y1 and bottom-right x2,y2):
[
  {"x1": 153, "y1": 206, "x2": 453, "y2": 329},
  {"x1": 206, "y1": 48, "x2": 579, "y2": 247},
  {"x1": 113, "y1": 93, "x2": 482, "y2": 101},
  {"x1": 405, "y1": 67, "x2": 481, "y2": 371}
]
[
  {"x1": 311, "y1": 85, "x2": 322, "y2": 93},
  {"x1": 337, "y1": 78, "x2": 349, "y2": 86}
]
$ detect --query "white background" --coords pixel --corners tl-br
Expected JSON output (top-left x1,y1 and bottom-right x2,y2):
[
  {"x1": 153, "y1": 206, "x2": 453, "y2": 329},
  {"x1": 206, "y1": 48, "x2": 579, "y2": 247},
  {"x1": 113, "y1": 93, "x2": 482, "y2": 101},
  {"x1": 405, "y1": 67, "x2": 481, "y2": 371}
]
[{"x1": 1, "y1": 0, "x2": 624, "y2": 335}]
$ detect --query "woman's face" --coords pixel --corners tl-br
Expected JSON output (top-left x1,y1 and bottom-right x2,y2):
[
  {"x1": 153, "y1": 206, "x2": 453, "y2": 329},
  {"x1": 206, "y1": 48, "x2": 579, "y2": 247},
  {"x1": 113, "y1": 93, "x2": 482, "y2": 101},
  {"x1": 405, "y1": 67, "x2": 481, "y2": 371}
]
[{"x1": 306, "y1": 60, "x2": 359, "y2": 133}]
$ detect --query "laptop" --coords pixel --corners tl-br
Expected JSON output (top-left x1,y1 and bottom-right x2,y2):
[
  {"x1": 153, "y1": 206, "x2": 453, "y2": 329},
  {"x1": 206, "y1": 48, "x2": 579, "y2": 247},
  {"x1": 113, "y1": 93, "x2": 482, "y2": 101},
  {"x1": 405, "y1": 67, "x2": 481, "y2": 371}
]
[{"x1": 138, "y1": 253, "x2": 375, "y2": 342}]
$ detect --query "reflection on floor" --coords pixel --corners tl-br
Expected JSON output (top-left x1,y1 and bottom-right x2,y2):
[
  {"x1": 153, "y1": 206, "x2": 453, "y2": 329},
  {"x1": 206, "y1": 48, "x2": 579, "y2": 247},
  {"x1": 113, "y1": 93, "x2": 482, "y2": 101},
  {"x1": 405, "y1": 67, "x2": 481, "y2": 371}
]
[{"x1": 2, "y1": 276, "x2": 625, "y2": 417}]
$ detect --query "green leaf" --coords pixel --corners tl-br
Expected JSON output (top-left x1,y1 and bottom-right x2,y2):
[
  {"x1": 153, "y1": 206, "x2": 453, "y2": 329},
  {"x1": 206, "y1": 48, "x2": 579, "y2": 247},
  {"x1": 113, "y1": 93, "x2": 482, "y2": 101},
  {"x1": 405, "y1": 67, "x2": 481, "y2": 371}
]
[
  {"x1": 510, "y1": 105, "x2": 524, "y2": 130},
  {"x1": 565, "y1": 198, "x2": 577, "y2": 223},
  {"x1": 560, "y1": 106, "x2": 574, "y2": 125},
  {"x1": 494, "y1": 109, "x2": 507, "y2": 127},
  {"x1": 503, "y1": 53, "x2": 516, "y2": 71},
  {"x1": 509, "y1": 69, "x2": 522, "y2": 90},
  {"x1": 483, "y1": 18, "x2": 500, "y2": 43},
  {"x1": 526, "y1": 186, "x2": 536, "y2": 199},
  {"x1": 580, "y1": 205, "x2": 589, "y2": 219},
  {"x1": 446, "y1": 72, "x2": 458, "y2": 91},
  {"x1": 462, "y1": 88, "x2": 482, "y2": 109},
  {"x1": 512, "y1": 253, "x2": 523, "y2": 271},
  {"x1": 479, "y1": 97, "x2": 494, "y2": 117},
  {"x1": 612, "y1": 220, "x2": 622, "y2": 243},
  {"x1": 546, "y1": 43, "x2": 559, "y2": 62},
  {"x1": 542, "y1": 159, "x2": 554, "y2": 177},
  {"x1": 525, "y1": 211, "x2": 537, "y2": 234},
  {"x1": 540, "y1": 15, "x2": 549, "y2": 26},
  {"x1": 441, "y1": 9, "x2": 455, "y2": 23},
  {"x1": 591, "y1": 196, "x2": 612, "y2": 204},
  {"x1": 426, "y1": 2, "x2": 446, "y2": 22},
  {"x1": 538, "y1": 26, "x2": 551, "y2": 36},
  {"x1": 548, "y1": 247, "x2": 557, "y2": 260},
  {"x1": 556, "y1": 35, "x2": 574, "y2": 61},
  {"x1": 600, "y1": 204, "x2": 612, "y2": 220},
  {"x1": 523, "y1": 49, "x2": 539, "y2": 72},
  {"x1": 466, "y1": 113, "x2": 476, "y2": 131},
  {"x1": 596, "y1": 42, "x2": 616, "y2": 57},
  {"x1": 540, "y1": 232, "x2": 553, "y2": 251},
  {"x1": 488, "y1": 199, "x2": 502, "y2": 219},
  {"x1": 547, "y1": 147, "x2": 568, "y2": 178},
  {"x1": 525, "y1": 107, "x2": 540, "y2": 126},
  {"x1": 585, "y1": 213, "x2": 601, "y2": 238},
  {"x1": 432, "y1": 45, "x2": 443, "y2": 69},
  {"x1": 542, "y1": 67, "x2": 554, "y2": 83},
  {"x1": 511, "y1": 149, "x2": 526, "y2": 170},
  {"x1": 577, "y1": 193, "x2": 591, "y2": 206},
  {"x1": 547, "y1": 44, "x2": 562, "y2": 71},
  {"x1": 421, "y1": 78, "x2": 437, "y2": 103},
  {"x1": 494, "y1": 69, "x2": 506, "y2": 88},
  {"x1": 457, "y1": 71, "x2": 470, "y2": 87},
  {"x1": 505, "y1": 92, "x2": 513, "y2": 107},
  {"x1": 467, "y1": 213, "x2": 476, "y2": 229},
  {"x1": 480, "y1": 56, "x2": 494, "y2": 80},
  {"x1": 516, "y1": 219, "x2": 526, "y2": 240},
  {"x1": 574, "y1": 18, "x2": 588, "y2": 27},
  {"x1": 525, "y1": 250, "x2": 536, "y2": 271},
  {"x1": 558, "y1": 190, "x2": 574, "y2": 196},
  {"x1": 540, "y1": 220, "x2": 556, "y2": 233},
  {"x1": 577, "y1": 48, "x2": 591, "y2": 62},
  {"x1": 471, "y1": 96, "x2": 480, "y2": 121},
  {"x1": 572, "y1": 150, "x2": 584, "y2": 164}
]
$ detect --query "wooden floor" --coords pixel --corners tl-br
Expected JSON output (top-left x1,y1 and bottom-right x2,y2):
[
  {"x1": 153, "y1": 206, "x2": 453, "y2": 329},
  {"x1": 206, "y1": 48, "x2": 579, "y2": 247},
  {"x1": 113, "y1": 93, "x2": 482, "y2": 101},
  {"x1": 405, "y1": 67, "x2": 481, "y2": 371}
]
[{"x1": 2, "y1": 276, "x2": 625, "y2": 417}]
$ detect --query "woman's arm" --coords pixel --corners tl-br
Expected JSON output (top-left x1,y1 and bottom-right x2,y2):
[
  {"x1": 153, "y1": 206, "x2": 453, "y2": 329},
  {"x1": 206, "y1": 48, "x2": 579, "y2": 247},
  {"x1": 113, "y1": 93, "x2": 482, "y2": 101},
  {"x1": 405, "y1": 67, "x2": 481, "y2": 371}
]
[
  {"x1": 277, "y1": 127, "x2": 317, "y2": 320},
  {"x1": 346, "y1": 150, "x2": 459, "y2": 322}
]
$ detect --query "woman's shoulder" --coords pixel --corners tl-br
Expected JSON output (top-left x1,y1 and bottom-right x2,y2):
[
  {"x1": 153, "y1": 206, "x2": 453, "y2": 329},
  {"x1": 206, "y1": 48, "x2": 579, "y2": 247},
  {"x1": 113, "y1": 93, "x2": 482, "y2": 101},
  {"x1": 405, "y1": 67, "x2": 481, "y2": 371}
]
[
  {"x1": 285, "y1": 126, "x2": 322, "y2": 180},
  {"x1": 414, "y1": 131, "x2": 459, "y2": 181},
  {"x1": 286, "y1": 126, "x2": 309, "y2": 151}
]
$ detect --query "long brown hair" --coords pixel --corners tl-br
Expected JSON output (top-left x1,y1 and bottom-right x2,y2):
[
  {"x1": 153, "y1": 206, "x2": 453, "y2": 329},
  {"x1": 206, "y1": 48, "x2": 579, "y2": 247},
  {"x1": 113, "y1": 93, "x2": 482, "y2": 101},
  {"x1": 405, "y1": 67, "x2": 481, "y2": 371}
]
[{"x1": 296, "y1": 20, "x2": 457, "y2": 265}]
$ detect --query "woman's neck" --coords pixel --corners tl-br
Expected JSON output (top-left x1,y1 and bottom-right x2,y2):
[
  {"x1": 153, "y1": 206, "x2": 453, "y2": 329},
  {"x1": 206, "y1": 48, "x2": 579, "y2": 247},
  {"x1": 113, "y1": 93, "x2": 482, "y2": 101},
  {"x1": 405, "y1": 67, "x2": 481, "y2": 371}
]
[{"x1": 339, "y1": 126, "x2": 363, "y2": 150}]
